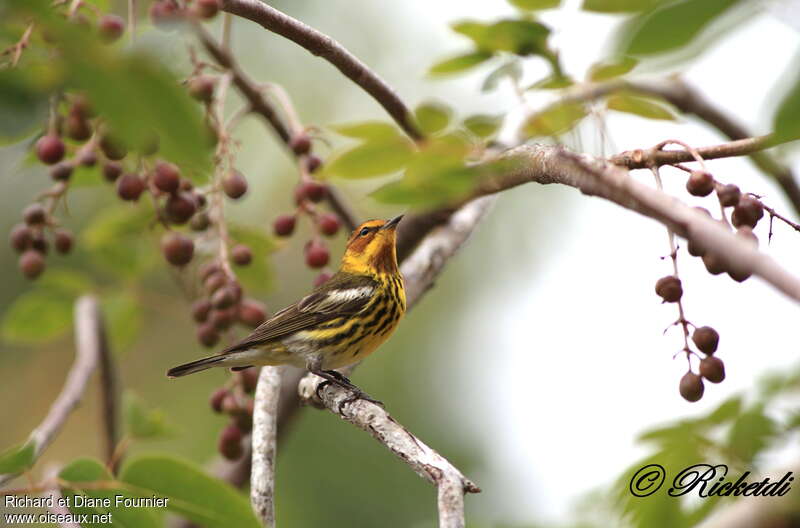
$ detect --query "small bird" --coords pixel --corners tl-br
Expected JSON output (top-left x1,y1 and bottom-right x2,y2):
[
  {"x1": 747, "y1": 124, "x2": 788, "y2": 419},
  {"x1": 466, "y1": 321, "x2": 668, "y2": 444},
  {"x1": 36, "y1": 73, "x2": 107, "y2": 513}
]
[{"x1": 167, "y1": 215, "x2": 406, "y2": 402}]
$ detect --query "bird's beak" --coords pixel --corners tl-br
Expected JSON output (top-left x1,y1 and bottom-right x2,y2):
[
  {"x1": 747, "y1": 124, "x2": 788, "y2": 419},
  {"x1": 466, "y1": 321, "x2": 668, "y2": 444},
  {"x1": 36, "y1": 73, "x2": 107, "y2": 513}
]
[{"x1": 381, "y1": 215, "x2": 404, "y2": 230}]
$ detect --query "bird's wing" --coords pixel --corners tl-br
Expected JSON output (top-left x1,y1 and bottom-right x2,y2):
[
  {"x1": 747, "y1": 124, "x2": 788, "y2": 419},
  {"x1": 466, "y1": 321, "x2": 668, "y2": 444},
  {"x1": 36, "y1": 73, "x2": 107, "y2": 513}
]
[{"x1": 221, "y1": 273, "x2": 378, "y2": 354}]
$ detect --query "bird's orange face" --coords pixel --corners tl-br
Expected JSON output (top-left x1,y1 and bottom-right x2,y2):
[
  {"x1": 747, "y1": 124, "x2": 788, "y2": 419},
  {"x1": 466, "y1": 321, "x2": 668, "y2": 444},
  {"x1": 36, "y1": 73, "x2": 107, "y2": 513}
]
[{"x1": 341, "y1": 216, "x2": 403, "y2": 275}]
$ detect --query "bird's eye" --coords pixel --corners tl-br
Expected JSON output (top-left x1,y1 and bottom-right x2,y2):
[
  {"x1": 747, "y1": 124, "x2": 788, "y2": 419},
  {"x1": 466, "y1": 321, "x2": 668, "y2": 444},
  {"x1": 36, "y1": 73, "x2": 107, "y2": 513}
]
[{"x1": 359, "y1": 227, "x2": 370, "y2": 237}]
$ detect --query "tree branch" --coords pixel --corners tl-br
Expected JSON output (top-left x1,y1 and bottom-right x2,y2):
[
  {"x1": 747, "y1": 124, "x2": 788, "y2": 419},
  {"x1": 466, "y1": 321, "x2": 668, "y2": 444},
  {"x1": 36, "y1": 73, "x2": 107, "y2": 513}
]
[
  {"x1": 0, "y1": 296, "x2": 104, "y2": 486},
  {"x1": 220, "y1": 0, "x2": 422, "y2": 141},
  {"x1": 609, "y1": 136, "x2": 779, "y2": 169},
  {"x1": 250, "y1": 366, "x2": 281, "y2": 528},
  {"x1": 552, "y1": 76, "x2": 800, "y2": 215},
  {"x1": 473, "y1": 144, "x2": 800, "y2": 302}
]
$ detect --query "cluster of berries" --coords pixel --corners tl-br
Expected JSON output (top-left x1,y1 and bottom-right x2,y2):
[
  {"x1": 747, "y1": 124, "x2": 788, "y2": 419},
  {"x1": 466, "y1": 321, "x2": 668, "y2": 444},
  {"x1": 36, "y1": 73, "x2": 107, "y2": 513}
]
[
  {"x1": 272, "y1": 135, "x2": 342, "y2": 286},
  {"x1": 685, "y1": 171, "x2": 763, "y2": 282},
  {"x1": 191, "y1": 261, "x2": 268, "y2": 348},
  {"x1": 10, "y1": 204, "x2": 73, "y2": 279},
  {"x1": 209, "y1": 368, "x2": 259, "y2": 460}
]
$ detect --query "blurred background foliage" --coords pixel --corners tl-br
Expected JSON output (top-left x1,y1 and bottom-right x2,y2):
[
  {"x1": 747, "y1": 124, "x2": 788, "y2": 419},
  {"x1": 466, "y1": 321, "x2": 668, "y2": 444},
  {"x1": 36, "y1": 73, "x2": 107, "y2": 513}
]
[{"x1": 1, "y1": 0, "x2": 799, "y2": 527}]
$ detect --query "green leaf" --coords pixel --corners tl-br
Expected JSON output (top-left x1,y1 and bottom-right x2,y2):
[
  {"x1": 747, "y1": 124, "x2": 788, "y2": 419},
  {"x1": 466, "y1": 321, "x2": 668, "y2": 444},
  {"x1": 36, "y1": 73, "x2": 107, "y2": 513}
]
[
  {"x1": 82, "y1": 205, "x2": 157, "y2": 278},
  {"x1": 607, "y1": 93, "x2": 676, "y2": 120},
  {"x1": 588, "y1": 56, "x2": 638, "y2": 81},
  {"x1": 0, "y1": 68, "x2": 51, "y2": 143},
  {"x1": 727, "y1": 405, "x2": 777, "y2": 463},
  {"x1": 429, "y1": 51, "x2": 493, "y2": 76},
  {"x1": 60, "y1": 458, "x2": 161, "y2": 528},
  {"x1": 480, "y1": 19, "x2": 553, "y2": 56},
  {"x1": 326, "y1": 136, "x2": 414, "y2": 179},
  {"x1": 482, "y1": 59, "x2": 523, "y2": 92},
  {"x1": 621, "y1": 0, "x2": 742, "y2": 56},
  {"x1": 463, "y1": 114, "x2": 503, "y2": 138},
  {"x1": 38, "y1": 269, "x2": 94, "y2": 297},
  {"x1": 527, "y1": 74, "x2": 574, "y2": 90},
  {"x1": 509, "y1": 0, "x2": 561, "y2": 10},
  {"x1": 414, "y1": 101, "x2": 452, "y2": 135},
  {"x1": 773, "y1": 65, "x2": 800, "y2": 143},
  {"x1": 523, "y1": 102, "x2": 587, "y2": 137},
  {"x1": 123, "y1": 392, "x2": 175, "y2": 439},
  {"x1": 703, "y1": 395, "x2": 743, "y2": 425},
  {"x1": 582, "y1": 0, "x2": 665, "y2": 12},
  {"x1": 0, "y1": 441, "x2": 35, "y2": 474},
  {"x1": 102, "y1": 291, "x2": 142, "y2": 349},
  {"x1": 2, "y1": 291, "x2": 73, "y2": 345},
  {"x1": 227, "y1": 223, "x2": 276, "y2": 294},
  {"x1": 330, "y1": 121, "x2": 401, "y2": 141},
  {"x1": 120, "y1": 455, "x2": 261, "y2": 528}
]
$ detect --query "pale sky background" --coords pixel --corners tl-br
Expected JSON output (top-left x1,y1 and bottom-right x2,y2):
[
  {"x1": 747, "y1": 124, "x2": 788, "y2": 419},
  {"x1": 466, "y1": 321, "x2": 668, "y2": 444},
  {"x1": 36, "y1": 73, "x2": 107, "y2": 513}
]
[{"x1": 385, "y1": 0, "x2": 800, "y2": 524}]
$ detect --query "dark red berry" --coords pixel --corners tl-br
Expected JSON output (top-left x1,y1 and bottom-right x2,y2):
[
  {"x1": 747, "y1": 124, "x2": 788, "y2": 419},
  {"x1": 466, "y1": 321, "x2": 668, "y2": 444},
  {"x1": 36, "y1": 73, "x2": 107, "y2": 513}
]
[
  {"x1": 655, "y1": 275, "x2": 682, "y2": 303},
  {"x1": 221, "y1": 394, "x2": 239, "y2": 414},
  {"x1": 218, "y1": 423, "x2": 244, "y2": 460},
  {"x1": 717, "y1": 184, "x2": 741, "y2": 208},
  {"x1": 699, "y1": 356, "x2": 725, "y2": 384},
  {"x1": 30, "y1": 231, "x2": 48, "y2": 254},
  {"x1": 70, "y1": 96, "x2": 93, "y2": 119},
  {"x1": 54, "y1": 230, "x2": 73, "y2": 254},
  {"x1": 200, "y1": 261, "x2": 222, "y2": 280},
  {"x1": 222, "y1": 170, "x2": 248, "y2": 199},
  {"x1": 211, "y1": 286, "x2": 238, "y2": 309},
  {"x1": 100, "y1": 134, "x2": 127, "y2": 160},
  {"x1": 98, "y1": 14, "x2": 125, "y2": 43},
  {"x1": 50, "y1": 162, "x2": 73, "y2": 182},
  {"x1": 273, "y1": 215, "x2": 296, "y2": 237},
  {"x1": 36, "y1": 135, "x2": 65, "y2": 165},
  {"x1": 231, "y1": 244, "x2": 252, "y2": 266},
  {"x1": 702, "y1": 253, "x2": 725, "y2": 275},
  {"x1": 238, "y1": 299, "x2": 267, "y2": 328},
  {"x1": 204, "y1": 272, "x2": 227, "y2": 294},
  {"x1": 197, "y1": 322, "x2": 220, "y2": 347},
  {"x1": 19, "y1": 250, "x2": 45, "y2": 279},
  {"x1": 732, "y1": 196, "x2": 764, "y2": 228},
  {"x1": 305, "y1": 155, "x2": 322, "y2": 173},
  {"x1": 296, "y1": 181, "x2": 326, "y2": 203},
  {"x1": 318, "y1": 213, "x2": 341, "y2": 236},
  {"x1": 313, "y1": 271, "x2": 332, "y2": 287},
  {"x1": 9, "y1": 224, "x2": 32, "y2": 252},
  {"x1": 210, "y1": 308, "x2": 235, "y2": 330},
  {"x1": 165, "y1": 192, "x2": 197, "y2": 224},
  {"x1": 23, "y1": 203, "x2": 47, "y2": 225},
  {"x1": 192, "y1": 299, "x2": 212, "y2": 323},
  {"x1": 150, "y1": 0, "x2": 182, "y2": 29},
  {"x1": 305, "y1": 240, "x2": 329, "y2": 268},
  {"x1": 289, "y1": 133, "x2": 311, "y2": 155},
  {"x1": 153, "y1": 161, "x2": 181, "y2": 193},
  {"x1": 191, "y1": 0, "x2": 221, "y2": 19},
  {"x1": 65, "y1": 113, "x2": 91, "y2": 141},
  {"x1": 161, "y1": 232, "x2": 194, "y2": 266},
  {"x1": 103, "y1": 161, "x2": 123, "y2": 182},
  {"x1": 210, "y1": 388, "x2": 227, "y2": 413},
  {"x1": 187, "y1": 76, "x2": 216, "y2": 103},
  {"x1": 116, "y1": 173, "x2": 145, "y2": 201},
  {"x1": 686, "y1": 171, "x2": 715, "y2": 197},
  {"x1": 679, "y1": 371, "x2": 704, "y2": 402},
  {"x1": 692, "y1": 326, "x2": 719, "y2": 354}
]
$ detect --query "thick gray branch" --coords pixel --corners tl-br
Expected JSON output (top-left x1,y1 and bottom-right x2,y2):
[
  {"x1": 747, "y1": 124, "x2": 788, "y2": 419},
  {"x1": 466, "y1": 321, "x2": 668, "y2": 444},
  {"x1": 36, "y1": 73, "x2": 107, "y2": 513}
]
[{"x1": 0, "y1": 296, "x2": 103, "y2": 486}]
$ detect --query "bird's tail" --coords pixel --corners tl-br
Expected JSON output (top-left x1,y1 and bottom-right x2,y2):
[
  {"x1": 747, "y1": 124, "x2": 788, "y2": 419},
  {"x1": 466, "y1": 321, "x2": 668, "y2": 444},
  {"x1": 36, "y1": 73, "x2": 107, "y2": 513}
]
[{"x1": 167, "y1": 351, "x2": 256, "y2": 378}]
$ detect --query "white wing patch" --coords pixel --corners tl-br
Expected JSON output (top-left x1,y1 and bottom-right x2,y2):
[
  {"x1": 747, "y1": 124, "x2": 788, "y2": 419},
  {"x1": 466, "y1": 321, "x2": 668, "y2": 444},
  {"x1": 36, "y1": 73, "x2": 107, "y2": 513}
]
[{"x1": 317, "y1": 286, "x2": 373, "y2": 311}]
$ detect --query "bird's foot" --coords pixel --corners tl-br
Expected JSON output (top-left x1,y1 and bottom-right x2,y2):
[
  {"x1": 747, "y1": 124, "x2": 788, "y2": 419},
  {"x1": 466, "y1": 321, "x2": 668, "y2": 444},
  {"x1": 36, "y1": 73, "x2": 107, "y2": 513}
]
[{"x1": 311, "y1": 369, "x2": 384, "y2": 411}]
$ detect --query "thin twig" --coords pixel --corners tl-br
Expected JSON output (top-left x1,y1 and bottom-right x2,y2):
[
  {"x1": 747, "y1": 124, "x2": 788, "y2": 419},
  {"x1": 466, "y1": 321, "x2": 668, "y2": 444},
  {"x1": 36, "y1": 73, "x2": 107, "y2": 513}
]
[
  {"x1": 221, "y1": 0, "x2": 422, "y2": 141},
  {"x1": 0, "y1": 296, "x2": 103, "y2": 486},
  {"x1": 94, "y1": 304, "x2": 118, "y2": 471},
  {"x1": 610, "y1": 136, "x2": 779, "y2": 170}
]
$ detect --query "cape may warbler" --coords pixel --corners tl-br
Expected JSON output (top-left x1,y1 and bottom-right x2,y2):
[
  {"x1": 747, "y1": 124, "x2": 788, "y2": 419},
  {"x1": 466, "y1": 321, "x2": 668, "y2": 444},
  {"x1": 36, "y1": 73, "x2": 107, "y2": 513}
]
[{"x1": 167, "y1": 216, "x2": 406, "y2": 399}]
